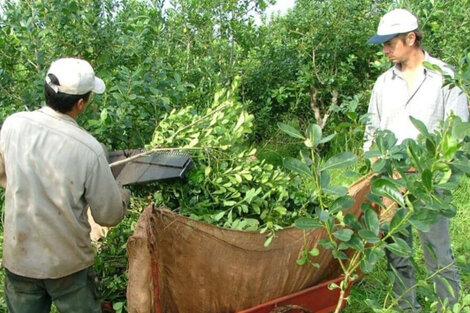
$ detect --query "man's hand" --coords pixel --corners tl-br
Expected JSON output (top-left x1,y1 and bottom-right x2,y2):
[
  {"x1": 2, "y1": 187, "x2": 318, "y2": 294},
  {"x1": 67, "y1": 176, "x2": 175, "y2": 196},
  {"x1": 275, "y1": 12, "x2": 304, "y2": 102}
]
[{"x1": 120, "y1": 187, "x2": 131, "y2": 209}]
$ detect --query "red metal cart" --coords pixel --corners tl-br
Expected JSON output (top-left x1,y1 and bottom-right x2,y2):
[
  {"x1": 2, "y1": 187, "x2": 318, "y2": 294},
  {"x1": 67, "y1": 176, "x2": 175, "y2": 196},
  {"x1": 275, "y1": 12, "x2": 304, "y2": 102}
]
[{"x1": 236, "y1": 276, "x2": 351, "y2": 313}]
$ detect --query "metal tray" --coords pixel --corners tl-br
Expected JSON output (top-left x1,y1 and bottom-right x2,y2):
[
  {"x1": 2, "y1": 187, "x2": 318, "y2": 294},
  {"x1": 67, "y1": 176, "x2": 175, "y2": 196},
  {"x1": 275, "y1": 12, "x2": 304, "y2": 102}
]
[{"x1": 109, "y1": 149, "x2": 192, "y2": 186}]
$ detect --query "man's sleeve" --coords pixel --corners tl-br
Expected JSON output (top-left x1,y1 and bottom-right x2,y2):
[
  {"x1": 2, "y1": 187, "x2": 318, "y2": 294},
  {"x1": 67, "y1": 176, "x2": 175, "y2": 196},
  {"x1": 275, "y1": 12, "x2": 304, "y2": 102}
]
[
  {"x1": 84, "y1": 153, "x2": 128, "y2": 227},
  {"x1": 363, "y1": 82, "x2": 381, "y2": 152},
  {"x1": 444, "y1": 85, "x2": 469, "y2": 122},
  {"x1": 0, "y1": 126, "x2": 7, "y2": 188},
  {"x1": 0, "y1": 152, "x2": 6, "y2": 188}
]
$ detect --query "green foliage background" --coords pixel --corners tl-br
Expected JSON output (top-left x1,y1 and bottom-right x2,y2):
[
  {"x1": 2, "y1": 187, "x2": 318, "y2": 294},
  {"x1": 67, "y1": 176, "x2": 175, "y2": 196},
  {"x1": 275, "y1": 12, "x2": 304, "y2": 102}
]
[{"x1": 1, "y1": 0, "x2": 470, "y2": 312}]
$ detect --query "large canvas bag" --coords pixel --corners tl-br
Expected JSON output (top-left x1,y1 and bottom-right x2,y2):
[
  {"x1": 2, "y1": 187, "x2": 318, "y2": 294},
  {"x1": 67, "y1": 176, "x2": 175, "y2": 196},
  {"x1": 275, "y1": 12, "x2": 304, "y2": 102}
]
[{"x1": 127, "y1": 175, "x2": 372, "y2": 313}]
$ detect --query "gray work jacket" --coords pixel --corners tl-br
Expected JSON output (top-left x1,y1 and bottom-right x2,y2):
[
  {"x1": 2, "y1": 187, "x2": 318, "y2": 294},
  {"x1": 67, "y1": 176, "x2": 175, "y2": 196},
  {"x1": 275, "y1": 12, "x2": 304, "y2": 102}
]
[
  {"x1": 0, "y1": 106, "x2": 127, "y2": 279},
  {"x1": 364, "y1": 51, "x2": 469, "y2": 151}
]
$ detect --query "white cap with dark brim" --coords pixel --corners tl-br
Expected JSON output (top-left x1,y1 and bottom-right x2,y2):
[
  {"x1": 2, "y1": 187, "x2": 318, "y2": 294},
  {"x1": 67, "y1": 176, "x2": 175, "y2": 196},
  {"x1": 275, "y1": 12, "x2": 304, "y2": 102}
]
[
  {"x1": 367, "y1": 9, "x2": 418, "y2": 44},
  {"x1": 45, "y1": 58, "x2": 105, "y2": 95}
]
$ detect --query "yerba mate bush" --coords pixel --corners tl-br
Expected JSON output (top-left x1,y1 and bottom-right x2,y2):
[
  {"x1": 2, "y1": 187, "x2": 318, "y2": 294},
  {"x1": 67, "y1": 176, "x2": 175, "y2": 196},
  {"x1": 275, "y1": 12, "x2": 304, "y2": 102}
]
[{"x1": 282, "y1": 115, "x2": 470, "y2": 313}]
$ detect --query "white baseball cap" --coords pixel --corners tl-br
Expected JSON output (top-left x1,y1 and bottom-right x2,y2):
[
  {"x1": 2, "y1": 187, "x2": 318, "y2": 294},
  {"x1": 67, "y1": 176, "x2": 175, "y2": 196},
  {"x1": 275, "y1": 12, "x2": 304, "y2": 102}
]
[
  {"x1": 45, "y1": 58, "x2": 105, "y2": 95},
  {"x1": 367, "y1": 9, "x2": 418, "y2": 44}
]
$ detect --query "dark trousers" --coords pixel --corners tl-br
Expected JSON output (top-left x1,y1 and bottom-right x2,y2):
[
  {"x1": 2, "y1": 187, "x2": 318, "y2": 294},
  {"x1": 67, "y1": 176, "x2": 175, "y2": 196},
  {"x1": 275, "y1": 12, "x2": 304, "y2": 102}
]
[
  {"x1": 4, "y1": 266, "x2": 102, "y2": 313},
  {"x1": 385, "y1": 216, "x2": 460, "y2": 312}
]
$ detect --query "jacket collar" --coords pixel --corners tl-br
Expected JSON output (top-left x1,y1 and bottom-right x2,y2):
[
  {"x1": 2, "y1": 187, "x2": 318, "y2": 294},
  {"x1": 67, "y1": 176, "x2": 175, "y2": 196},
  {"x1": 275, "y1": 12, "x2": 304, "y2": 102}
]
[{"x1": 38, "y1": 106, "x2": 78, "y2": 125}]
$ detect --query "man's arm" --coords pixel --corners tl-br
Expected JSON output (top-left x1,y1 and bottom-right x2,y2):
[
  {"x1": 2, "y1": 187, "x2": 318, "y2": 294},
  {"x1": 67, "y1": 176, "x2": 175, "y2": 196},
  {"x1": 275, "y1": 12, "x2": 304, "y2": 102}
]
[
  {"x1": 364, "y1": 82, "x2": 381, "y2": 151},
  {"x1": 444, "y1": 85, "x2": 469, "y2": 122},
  {"x1": 85, "y1": 153, "x2": 129, "y2": 227},
  {"x1": 0, "y1": 127, "x2": 6, "y2": 188},
  {"x1": 0, "y1": 151, "x2": 6, "y2": 188}
]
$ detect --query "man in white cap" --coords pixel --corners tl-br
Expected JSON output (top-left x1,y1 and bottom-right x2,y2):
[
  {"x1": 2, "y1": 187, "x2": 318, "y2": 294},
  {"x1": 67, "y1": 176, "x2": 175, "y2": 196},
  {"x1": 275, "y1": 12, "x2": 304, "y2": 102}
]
[
  {"x1": 0, "y1": 58, "x2": 130, "y2": 312},
  {"x1": 364, "y1": 8, "x2": 468, "y2": 312}
]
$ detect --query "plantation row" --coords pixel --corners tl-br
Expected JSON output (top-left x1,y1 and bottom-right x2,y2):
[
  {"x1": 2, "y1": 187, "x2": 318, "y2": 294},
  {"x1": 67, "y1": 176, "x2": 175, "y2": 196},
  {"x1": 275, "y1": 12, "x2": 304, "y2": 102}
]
[
  {"x1": 1, "y1": 0, "x2": 469, "y2": 153},
  {"x1": 1, "y1": 0, "x2": 470, "y2": 312}
]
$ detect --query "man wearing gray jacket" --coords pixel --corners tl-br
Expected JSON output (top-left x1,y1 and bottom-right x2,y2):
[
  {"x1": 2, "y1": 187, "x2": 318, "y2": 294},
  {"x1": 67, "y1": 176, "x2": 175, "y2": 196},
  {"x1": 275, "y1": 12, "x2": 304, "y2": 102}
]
[
  {"x1": 0, "y1": 58, "x2": 130, "y2": 313},
  {"x1": 364, "y1": 9, "x2": 468, "y2": 312}
]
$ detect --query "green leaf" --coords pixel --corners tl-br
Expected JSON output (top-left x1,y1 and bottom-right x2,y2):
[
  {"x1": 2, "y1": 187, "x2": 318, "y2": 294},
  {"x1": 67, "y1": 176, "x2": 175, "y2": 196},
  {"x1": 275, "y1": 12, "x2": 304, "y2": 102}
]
[
  {"x1": 390, "y1": 208, "x2": 406, "y2": 233},
  {"x1": 437, "y1": 276, "x2": 456, "y2": 299},
  {"x1": 364, "y1": 208, "x2": 379, "y2": 236},
  {"x1": 323, "y1": 185, "x2": 348, "y2": 197},
  {"x1": 451, "y1": 160, "x2": 470, "y2": 174},
  {"x1": 366, "y1": 194, "x2": 386, "y2": 209},
  {"x1": 442, "y1": 135, "x2": 459, "y2": 159},
  {"x1": 462, "y1": 294, "x2": 470, "y2": 306},
  {"x1": 100, "y1": 108, "x2": 108, "y2": 122},
  {"x1": 294, "y1": 217, "x2": 321, "y2": 230},
  {"x1": 344, "y1": 213, "x2": 362, "y2": 230},
  {"x1": 233, "y1": 112, "x2": 246, "y2": 132},
  {"x1": 425, "y1": 138, "x2": 437, "y2": 154},
  {"x1": 366, "y1": 249, "x2": 383, "y2": 264},
  {"x1": 306, "y1": 124, "x2": 322, "y2": 147},
  {"x1": 346, "y1": 234, "x2": 364, "y2": 252},
  {"x1": 433, "y1": 161, "x2": 449, "y2": 172},
  {"x1": 243, "y1": 188, "x2": 262, "y2": 204},
  {"x1": 223, "y1": 200, "x2": 237, "y2": 206},
  {"x1": 333, "y1": 250, "x2": 349, "y2": 260},
  {"x1": 113, "y1": 302, "x2": 124, "y2": 311},
  {"x1": 406, "y1": 141, "x2": 424, "y2": 172},
  {"x1": 361, "y1": 202, "x2": 377, "y2": 212},
  {"x1": 274, "y1": 206, "x2": 287, "y2": 215},
  {"x1": 422, "y1": 169, "x2": 433, "y2": 191},
  {"x1": 342, "y1": 170, "x2": 361, "y2": 178},
  {"x1": 376, "y1": 130, "x2": 398, "y2": 151},
  {"x1": 300, "y1": 150, "x2": 313, "y2": 166},
  {"x1": 187, "y1": 137, "x2": 199, "y2": 147},
  {"x1": 283, "y1": 157, "x2": 313, "y2": 177},
  {"x1": 296, "y1": 250, "x2": 308, "y2": 265},
  {"x1": 386, "y1": 237, "x2": 411, "y2": 257},
  {"x1": 437, "y1": 169, "x2": 452, "y2": 186},
  {"x1": 244, "y1": 218, "x2": 260, "y2": 231},
  {"x1": 358, "y1": 229, "x2": 380, "y2": 243},
  {"x1": 264, "y1": 236, "x2": 273, "y2": 247},
  {"x1": 410, "y1": 116, "x2": 430, "y2": 137},
  {"x1": 214, "y1": 211, "x2": 225, "y2": 221},
  {"x1": 452, "y1": 119, "x2": 470, "y2": 140},
  {"x1": 316, "y1": 209, "x2": 330, "y2": 222},
  {"x1": 409, "y1": 216, "x2": 431, "y2": 232},
  {"x1": 372, "y1": 159, "x2": 386, "y2": 172},
  {"x1": 319, "y1": 239, "x2": 336, "y2": 250},
  {"x1": 371, "y1": 178, "x2": 405, "y2": 207},
  {"x1": 304, "y1": 138, "x2": 314, "y2": 148},
  {"x1": 320, "y1": 171, "x2": 330, "y2": 188},
  {"x1": 364, "y1": 150, "x2": 381, "y2": 159},
  {"x1": 330, "y1": 196, "x2": 354, "y2": 214},
  {"x1": 360, "y1": 259, "x2": 374, "y2": 273},
  {"x1": 309, "y1": 248, "x2": 320, "y2": 257},
  {"x1": 333, "y1": 229, "x2": 354, "y2": 241},
  {"x1": 320, "y1": 152, "x2": 358, "y2": 171},
  {"x1": 278, "y1": 122, "x2": 304, "y2": 139},
  {"x1": 318, "y1": 133, "x2": 336, "y2": 145}
]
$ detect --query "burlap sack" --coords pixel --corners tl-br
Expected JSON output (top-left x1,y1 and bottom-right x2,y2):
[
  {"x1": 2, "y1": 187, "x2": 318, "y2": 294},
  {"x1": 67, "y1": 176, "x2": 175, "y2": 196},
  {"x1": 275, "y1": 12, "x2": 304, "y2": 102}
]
[
  {"x1": 127, "y1": 206, "x2": 154, "y2": 313},
  {"x1": 127, "y1": 175, "x2": 372, "y2": 313}
]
